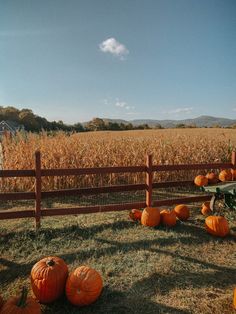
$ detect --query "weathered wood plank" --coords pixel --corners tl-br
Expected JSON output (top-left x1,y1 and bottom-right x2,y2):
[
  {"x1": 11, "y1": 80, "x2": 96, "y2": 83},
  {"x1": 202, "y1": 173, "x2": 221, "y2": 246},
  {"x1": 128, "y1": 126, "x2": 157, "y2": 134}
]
[{"x1": 41, "y1": 202, "x2": 146, "y2": 217}]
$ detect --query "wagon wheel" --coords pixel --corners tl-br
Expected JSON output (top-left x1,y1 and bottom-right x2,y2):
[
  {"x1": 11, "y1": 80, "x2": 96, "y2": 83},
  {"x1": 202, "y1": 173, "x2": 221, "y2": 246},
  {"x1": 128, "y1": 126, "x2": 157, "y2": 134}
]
[{"x1": 210, "y1": 193, "x2": 225, "y2": 215}]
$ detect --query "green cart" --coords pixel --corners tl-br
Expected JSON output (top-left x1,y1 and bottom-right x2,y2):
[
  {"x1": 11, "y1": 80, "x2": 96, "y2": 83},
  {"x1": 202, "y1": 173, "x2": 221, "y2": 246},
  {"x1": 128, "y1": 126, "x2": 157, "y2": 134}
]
[{"x1": 202, "y1": 181, "x2": 236, "y2": 212}]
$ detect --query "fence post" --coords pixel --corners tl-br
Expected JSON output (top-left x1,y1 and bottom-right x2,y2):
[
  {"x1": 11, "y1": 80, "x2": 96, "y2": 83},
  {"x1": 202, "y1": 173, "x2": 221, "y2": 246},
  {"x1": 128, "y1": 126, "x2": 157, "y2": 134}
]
[
  {"x1": 231, "y1": 150, "x2": 236, "y2": 166},
  {"x1": 231, "y1": 150, "x2": 236, "y2": 180},
  {"x1": 146, "y1": 154, "x2": 153, "y2": 207},
  {"x1": 35, "y1": 150, "x2": 41, "y2": 230}
]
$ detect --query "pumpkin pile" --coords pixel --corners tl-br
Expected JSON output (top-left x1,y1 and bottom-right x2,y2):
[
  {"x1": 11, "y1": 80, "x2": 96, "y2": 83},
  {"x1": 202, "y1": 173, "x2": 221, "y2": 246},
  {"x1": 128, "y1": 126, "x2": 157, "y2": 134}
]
[
  {"x1": 194, "y1": 169, "x2": 235, "y2": 187},
  {"x1": 0, "y1": 257, "x2": 103, "y2": 313},
  {"x1": 129, "y1": 204, "x2": 191, "y2": 228}
]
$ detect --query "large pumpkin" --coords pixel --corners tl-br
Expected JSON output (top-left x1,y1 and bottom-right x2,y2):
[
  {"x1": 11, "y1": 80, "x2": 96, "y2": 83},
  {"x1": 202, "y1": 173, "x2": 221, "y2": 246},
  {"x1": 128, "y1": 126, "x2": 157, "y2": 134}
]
[
  {"x1": 205, "y1": 216, "x2": 229, "y2": 237},
  {"x1": 194, "y1": 175, "x2": 208, "y2": 187},
  {"x1": 174, "y1": 204, "x2": 190, "y2": 221},
  {"x1": 31, "y1": 256, "x2": 68, "y2": 303},
  {"x1": 219, "y1": 169, "x2": 232, "y2": 182},
  {"x1": 0, "y1": 287, "x2": 41, "y2": 314},
  {"x1": 66, "y1": 266, "x2": 103, "y2": 306},
  {"x1": 160, "y1": 209, "x2": 176, "y2": 227},
  {"x1": 206, "y1": 172, "x2": 218, "y2": 184},
  {"x1": 141, "y1": 207, "x2": 160, "y2": 227},
  {"x1": 201, "y1": 202, "x2": 211, "y2": 216},
  {"x1": 129, "y1": 209, "x2": 142, "y2": 221}
]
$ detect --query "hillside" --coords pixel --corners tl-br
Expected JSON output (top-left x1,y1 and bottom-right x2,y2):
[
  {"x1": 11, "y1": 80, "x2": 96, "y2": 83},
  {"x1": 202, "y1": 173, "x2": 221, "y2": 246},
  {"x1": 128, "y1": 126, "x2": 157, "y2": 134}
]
[{"x1": 102, "y1": 116, "x2": 236, "y2": 128}]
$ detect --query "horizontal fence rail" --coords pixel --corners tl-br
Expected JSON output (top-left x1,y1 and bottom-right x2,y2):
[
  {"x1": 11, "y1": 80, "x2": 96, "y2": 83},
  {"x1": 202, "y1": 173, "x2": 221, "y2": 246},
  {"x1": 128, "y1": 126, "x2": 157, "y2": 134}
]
[{"x1": 0, "y1": 150, "x2": 235, "y2": 230}]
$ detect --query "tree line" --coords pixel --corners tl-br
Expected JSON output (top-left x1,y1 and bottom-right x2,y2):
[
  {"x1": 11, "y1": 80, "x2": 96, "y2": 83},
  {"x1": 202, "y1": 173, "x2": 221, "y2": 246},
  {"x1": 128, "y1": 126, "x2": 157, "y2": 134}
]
[
  {"x1": 1, "y1": 106, "x2": 234, "y2": 132},
  {"x1": 0, "y1": 106, "x2": 160, "y2": 132}
]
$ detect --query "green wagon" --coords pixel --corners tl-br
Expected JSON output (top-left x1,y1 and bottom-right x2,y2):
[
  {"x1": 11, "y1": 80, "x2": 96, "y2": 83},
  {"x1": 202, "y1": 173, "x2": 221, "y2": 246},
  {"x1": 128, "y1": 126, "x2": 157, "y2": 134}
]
[{"x1": 202, "y1": 181, "x2": 236, "y2": 212}]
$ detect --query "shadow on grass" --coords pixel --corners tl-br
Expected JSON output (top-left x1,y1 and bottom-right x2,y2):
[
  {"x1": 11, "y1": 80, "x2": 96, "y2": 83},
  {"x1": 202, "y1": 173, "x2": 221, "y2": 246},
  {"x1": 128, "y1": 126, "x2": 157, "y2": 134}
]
[
  {"x1": 42, "y1": 286, "x2": 191, "y2": 314},
  {"x1": 0, "y1": 219, "x2": 135, "y2": 245},
  {"x1": 1, "y1": 220, "x2": 235, "y2": 288}
]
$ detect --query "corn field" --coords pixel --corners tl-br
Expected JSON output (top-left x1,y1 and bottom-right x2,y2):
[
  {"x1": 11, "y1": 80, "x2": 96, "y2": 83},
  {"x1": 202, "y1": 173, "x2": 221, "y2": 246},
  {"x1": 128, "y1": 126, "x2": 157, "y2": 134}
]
[{"x1": 1, "y1": 128, "x2": 236, "y2": 192}]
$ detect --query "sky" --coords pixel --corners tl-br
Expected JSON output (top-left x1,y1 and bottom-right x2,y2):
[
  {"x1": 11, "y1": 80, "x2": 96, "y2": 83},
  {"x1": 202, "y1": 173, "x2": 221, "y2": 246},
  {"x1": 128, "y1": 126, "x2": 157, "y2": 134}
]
[{"x1": 0, "y1": 0, "x2": 236, "y2": 124}]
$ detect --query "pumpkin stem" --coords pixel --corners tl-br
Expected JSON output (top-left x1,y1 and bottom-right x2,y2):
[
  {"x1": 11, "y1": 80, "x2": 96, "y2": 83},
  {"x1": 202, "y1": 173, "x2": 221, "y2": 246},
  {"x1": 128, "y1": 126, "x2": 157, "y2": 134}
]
[
  {"x1": 46, "y1": 259, "x2": 55, "y2": 267},
  {"x1": 17, "y1": 287, "x2": 28, "y2": 308}
]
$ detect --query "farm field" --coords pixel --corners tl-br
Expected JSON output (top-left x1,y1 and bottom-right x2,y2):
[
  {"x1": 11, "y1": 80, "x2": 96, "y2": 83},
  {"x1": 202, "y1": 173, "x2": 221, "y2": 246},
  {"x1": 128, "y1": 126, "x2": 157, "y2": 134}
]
[
  {"x1": 1, "y1": 128, "x2": 236, "y2": 192},
  {"x1": 0, "y1": 128, "x2": 236, "y2": 313}
]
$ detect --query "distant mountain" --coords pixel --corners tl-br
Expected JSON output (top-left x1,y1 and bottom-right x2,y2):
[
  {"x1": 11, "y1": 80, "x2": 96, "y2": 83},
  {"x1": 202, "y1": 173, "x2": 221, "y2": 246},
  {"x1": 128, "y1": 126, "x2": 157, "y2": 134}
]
[{"x1": 93, "y1": 115, "x2": 236, "y2": 128}]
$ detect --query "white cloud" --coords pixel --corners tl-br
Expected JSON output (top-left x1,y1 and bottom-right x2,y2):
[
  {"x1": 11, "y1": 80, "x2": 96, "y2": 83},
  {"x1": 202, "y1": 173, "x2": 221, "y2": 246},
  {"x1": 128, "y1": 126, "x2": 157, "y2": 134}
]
[
  {"x1": 99, "y1": 38, "x2": 129, "y2": 60},
  {"x1": 165, "y1": 107, "x2": 193, "y2": 114},
  {"x1": 115, "y1": 100, "x2": 135, "y2": 111},
  {"x1": 233, "y1": 108, "x2": 236, "y2": 112},
  {"x1": 115, "y1": 101, "x2": 127, "y2": 108},
  {"x1": 125, "y1": 111, "x2": 141, "y2": 115}
]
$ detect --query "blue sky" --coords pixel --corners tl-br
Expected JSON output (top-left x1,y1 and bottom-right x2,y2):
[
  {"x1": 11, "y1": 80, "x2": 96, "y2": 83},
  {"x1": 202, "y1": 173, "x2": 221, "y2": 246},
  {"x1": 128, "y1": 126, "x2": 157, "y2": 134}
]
[{"x1": 0, "y1": 0, "x2": 236, "y2": 123}]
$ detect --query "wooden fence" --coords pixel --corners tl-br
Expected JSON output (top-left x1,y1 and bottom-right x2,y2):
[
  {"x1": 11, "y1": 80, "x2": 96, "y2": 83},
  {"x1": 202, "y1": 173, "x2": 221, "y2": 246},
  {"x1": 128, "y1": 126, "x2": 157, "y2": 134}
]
[{"x1": 0, "y1": 150, "x2": 236, "y2": 230}]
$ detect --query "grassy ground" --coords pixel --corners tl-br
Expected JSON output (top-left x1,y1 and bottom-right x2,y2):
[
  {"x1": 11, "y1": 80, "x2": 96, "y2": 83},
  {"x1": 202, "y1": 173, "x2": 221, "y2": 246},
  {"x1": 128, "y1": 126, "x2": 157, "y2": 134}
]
[{"x1": 0, "y1": 200, "x2": 236, "y2": 314}]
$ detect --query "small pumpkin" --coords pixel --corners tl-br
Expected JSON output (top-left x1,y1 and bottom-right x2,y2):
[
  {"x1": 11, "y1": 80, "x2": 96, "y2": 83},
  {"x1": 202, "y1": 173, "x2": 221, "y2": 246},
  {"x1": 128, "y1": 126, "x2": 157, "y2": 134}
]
[
  {"x1": 205, "y1": 215, "x2": 229, "y2": 237},
  {"x1": 201, "y1": 202, "x2": 211, "y2": 216},
  {"x1": 194, "y1": 175, "x2": 208, "y2": 187},
  {"x1": 129, "y1": 209, "x2": 142, "y2": 221},
  {"x1": 174, "y1": 204, "x2": 190, "y2": 221},
  {"x1": 206, "y1": 172, "x2": 219, "y2": 184},
  {"x1": 141, "y1": 207, "x2": 160, "y2": 227},
  {"x1": 160, "y1": 209, "x2": 176, "y2": 227},
  {"x1": 0, "y1": 287, "x2": 41, "y2": 314},
  {"x1": 31, "y1": 256, "x2": 68, "y2": 303},
  {"x1": 66, "y1": 266, "x2": 103, "y2": 306},
  {"x1": 0, "y1": 295, "x2": 4, "y2": 310},
  {"x1": 219, "y1": 169, "x2": 232, "y2": 182},
  {"x1": 234, "y1": 287, "x2": 236, "y2": 309}
]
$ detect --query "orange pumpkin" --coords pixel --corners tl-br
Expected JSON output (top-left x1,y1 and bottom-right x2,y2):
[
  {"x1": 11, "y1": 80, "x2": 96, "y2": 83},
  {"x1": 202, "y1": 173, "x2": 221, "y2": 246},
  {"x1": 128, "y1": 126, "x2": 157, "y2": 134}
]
[
  {"x1": 234, "y1": 287, "x2": 236, "y2": 309},
  {"x1": 231, "y1": 169, "x2": 236, "y2": 180},
  {"x1": 31, "y1": 256, "x2": 68, "y2": 303},
  {"x1": 219, "y1": 169, "x2": 232, "y2": 182},
  {"x1": 129, "y1": 209, "x2": 142, "y2": 221},
  {"x1": 141, "y1": 207, "x2": 160, "y2": 227},
  {"x1": 160, "y1": 209, "x2": 176, "y2": 227},
  {"x1": 194, "y1": 175, "x2": 208, "y2": 187},
  {"x1": 66, "y1": 266, "x2": 103, "y2": 306},
  {"x1": 0, "y1": 295, "x2": 4, "y2": 310},
  {"x1": 205, "y1": 216, "x2": 229, "y2": 237},
  {"x1": 206, "y1": 172, "x2": 219, "y2": 184},
  {"x1": 201, "y1": 202, "x2": 211, "y2": 216},
  {"x1": 0, "y1": 287, "x2": 41, "y2": 314},
  {"x1": 174, "y1": 204, "x2": 190, "y2": 221}
]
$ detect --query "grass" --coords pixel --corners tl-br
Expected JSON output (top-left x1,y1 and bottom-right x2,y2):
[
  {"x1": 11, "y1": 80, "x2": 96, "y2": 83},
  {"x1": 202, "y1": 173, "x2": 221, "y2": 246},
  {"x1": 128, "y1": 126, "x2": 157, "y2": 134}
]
[{"x1": 0, "y1": 201, "x2": 236, "y2": 314}]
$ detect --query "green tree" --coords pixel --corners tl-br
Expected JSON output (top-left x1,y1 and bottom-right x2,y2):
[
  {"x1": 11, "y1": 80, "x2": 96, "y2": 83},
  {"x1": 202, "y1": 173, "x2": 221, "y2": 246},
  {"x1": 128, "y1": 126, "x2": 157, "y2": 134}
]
[{"x1": 86, "y1": 118, "x2": 106, "y2": 131}]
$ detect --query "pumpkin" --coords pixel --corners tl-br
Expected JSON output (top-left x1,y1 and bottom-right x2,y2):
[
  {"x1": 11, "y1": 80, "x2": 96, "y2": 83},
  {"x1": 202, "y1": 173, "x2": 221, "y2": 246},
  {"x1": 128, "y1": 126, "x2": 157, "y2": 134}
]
[
  {"x1": 194, "y1": 175, "x2": 208, "y2": 187},
  {"x1": 31, "y1": 256, "x2": 68, "y2": 303},
  {"x1": 231, "y1": 169, "x2": 236, "y2": 180},
  {"x1": 206, "y1": 172, "x2": 218, "y2": 184},
  {"x1": 160, "y1": 209, "x2": 176, "y2": 227},
  {"x1": 141, "y1": 207, "x2": 160, "y2": 227},
  {"x1": 205, "y1": 216, "x2": 229, "y2": 237},
  {"x1": 219, "y1": 169, "x2": 232, "y2": 182},
  {"x1": 129, "y1": 209, "x2": 142, "y2": 221},
  {"x1": 201, "y1": 202, "x2": 211, "y2": 216},
  {"x1": 174, "y1": 204, "x2": 190, "y2": 221},
  {"x1": 234, "y1": 287, "x2": 236, "y2": 309},
  {"x1": 0, "y1": 287, "x2": 41, "y2": 314},
  {"x1": 0, "y1": 295, "x2": 4, "y2": 309},
  {"x1": 66, "y1": 266, "x2": 103, "y2": 306}
]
